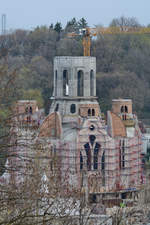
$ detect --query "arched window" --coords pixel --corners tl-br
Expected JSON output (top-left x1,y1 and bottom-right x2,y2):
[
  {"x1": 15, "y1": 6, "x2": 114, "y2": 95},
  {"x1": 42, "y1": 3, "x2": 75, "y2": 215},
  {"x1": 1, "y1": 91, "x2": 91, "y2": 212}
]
[
  {"x1": 88, "y1": 108, "x2": 91, "y2": 116},
  {"x1": 92, "y1": 109, "x2": 95, "y2": 116},
  {"x1": 55, "y1": 70, "x2": 57, "y2": 96},
  {"x1": 63, "y1": 70, "x2": 69, "y2": 96},
  {"x1": 90, "y1": 70, "x2": 94, "y2": 96},
  {"x1": 70, "y1": 104, "x2": 76, "y2": 113},
  {"x1": 89, "y1": 135, "x2": 96, "y2": 146},
  {"x1": 84, "y1": 143, "x2": 91, "y2": 170},
  {"x1": 29, "y1": 106, "x2": 32, "y2": 114},
  {"x1": 125, "y1": 105, "x2": 128, "y2": 113},
  {"x1": 84, "y1": 135, "x2": 100, "y2": 171},
  {"x1": 94, "y1": 145, "x2": 99, "y2": 170},
  {"x1": 121, "y1": 106, "x2": 124, "y2": 113},
  {"x1": 77, "y1": 70, "x2": 84, "y2": 96}
]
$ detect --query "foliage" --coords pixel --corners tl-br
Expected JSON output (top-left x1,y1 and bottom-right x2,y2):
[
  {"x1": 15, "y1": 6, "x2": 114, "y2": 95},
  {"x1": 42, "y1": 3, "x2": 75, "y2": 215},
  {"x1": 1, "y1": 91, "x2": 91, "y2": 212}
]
[
  {"x1": 1, "y1": 16, "x2": 150, "y2": 119},
  {"x1": 22, "y1": 89, "x2": 44, "y2": 108}
]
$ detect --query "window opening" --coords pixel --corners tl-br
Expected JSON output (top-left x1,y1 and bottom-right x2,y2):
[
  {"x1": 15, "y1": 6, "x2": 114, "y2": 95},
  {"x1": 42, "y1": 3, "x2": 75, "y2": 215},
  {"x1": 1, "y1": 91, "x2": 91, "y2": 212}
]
[
  {"x1": 91, "y1": 194, "x2": 97, "y2": 203},
  {"x1": 90, "y1": 70, "x2": 94, "y2": 96},
  {"x1": 93, "y1": 143, "x2": 100, "y2": 170},
  {"x1": 84, "y1": 143, "x2": 91, "y2": 170},
  {"x1": 89, "y1": 125, "x2": 95, "y2": 131},
  {"x1": 101, "y1": 151, "x2": 105, "y2": 171},
  {"x1": 70, "y1": 104, "x2": 76, "y2": 113},
  {"x1": 80, "y1": 152, "x2": 83, "y2": 170},
  {"x1": 121, "y1": 106, "x2": 124, "y2": 113},
  {"x1": 125, "y1": 105, "x2": 128, "y2": 113},
  {"x1": 29, "y1": 106, "x2": 32, "y2": 114},
  {"x1": 92, "y1": 109, "x2": 95, "y2": 116},
  {"x1": 89, "y1": 135, "x2": 96, "y2": 146},
  {"x1": 84, "y1": 136, "x2": 100, "y2": 171},
  {"x1": 88, "y1": 109, "x2": 91, "y2": 116},
  {"x1": 63, "y1": 70, "x2": 69, "y2": 96},
  {"x1": 77, "y1": 70, "x2": 84, "y2": 96},
  {"x1": 55, "y1": 104, "x2": 59, "y2": 112},
  {"x1": 55, "y1": 70, "x2": 57, "y2": 96}
]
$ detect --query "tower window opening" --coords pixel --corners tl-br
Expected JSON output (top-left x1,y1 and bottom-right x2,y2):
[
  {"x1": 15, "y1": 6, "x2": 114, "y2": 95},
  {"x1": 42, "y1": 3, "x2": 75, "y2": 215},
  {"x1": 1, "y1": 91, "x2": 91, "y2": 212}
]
[
  {"x1": 125, "y1": 105, "x2": 128, "y2": 113},
  {"x1": 88, "y1": 108, "x2": 91, "y2": 116},
  {"x1": 29, "y1": 106, "x2": 32, "y2": 114},
  {"x1": 121, "y1": 106, "x2": 124, "y2": 113},
  {"x1": 55, "y1": 70, "x2": 57, "y2": 96},
  {"x1": 92, "y1": 109, "x2": 95, "y2": 116},
  {"x1": 63, "y1": 70, "x2": 69, "y2": 96},
  {"x1": 70, "y1": 104, "x2": 76, "y2": 113},
  {"x1": 77, "y1": 70, "x2": 84, "y2": 96},
  {"x1": 90, "y1": 70, "x2": 94, "y2": 96}
]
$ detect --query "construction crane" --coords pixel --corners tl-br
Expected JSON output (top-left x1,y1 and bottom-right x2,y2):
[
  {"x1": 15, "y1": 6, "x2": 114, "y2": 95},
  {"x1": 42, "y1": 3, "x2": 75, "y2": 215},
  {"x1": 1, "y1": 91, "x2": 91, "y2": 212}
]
[
  {"x1": 67, "y1": 27, "x2": 97, "y2": 56},
  {"x1": 67, "y1": 26, "x2": 150, "y2": 57}
]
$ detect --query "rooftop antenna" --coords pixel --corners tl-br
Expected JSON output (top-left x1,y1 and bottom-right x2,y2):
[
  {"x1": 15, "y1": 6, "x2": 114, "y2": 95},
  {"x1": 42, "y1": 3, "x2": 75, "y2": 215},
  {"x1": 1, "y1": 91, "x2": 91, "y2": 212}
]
[{"x1": 2, "y1": 14, "x2": 6, "y2": 35}]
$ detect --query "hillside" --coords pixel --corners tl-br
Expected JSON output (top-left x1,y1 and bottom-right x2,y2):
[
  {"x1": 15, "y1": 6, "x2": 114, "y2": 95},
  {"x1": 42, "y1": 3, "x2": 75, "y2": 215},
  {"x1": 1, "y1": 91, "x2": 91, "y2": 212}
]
[{"x1": 1, "y1": 17, "x2": 150, "y2": 121}]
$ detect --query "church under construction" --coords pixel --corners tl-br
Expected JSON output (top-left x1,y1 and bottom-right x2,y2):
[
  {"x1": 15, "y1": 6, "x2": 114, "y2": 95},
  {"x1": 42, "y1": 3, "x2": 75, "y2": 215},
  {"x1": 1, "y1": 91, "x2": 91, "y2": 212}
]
[
  {"x1": 39, "y1": 56, "x2": 143, "y2": 201},
  {"x1": 1, "y1": 56, "x2": 143, "y2": 204}
]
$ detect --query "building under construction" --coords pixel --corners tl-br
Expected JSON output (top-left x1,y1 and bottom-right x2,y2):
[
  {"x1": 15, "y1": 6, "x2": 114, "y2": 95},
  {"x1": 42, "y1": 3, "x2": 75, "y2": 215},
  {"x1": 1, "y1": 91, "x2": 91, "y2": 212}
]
[
  {"x1": 1, "y1": 56, "x2": 143, "y2": 204},
  {"x1": 38, "y1": 56, "x2": 142, "y2": 202}
]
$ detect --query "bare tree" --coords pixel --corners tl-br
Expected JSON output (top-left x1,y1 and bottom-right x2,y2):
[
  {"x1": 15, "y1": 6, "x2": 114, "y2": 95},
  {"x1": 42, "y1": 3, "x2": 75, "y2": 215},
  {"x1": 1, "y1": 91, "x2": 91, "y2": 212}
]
[{"x1": 109, "y1": 16, "x2": 141, "y2": 30}]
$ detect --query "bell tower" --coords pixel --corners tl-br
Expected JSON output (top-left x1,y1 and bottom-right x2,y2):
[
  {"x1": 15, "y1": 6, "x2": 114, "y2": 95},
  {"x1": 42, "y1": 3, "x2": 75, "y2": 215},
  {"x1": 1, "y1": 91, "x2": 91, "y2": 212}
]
[
  {"x1": 50, "y1": 56, "x2": 100, "y2": 122},
  {"x1": 53, "y1": 56, "x2": 96, "y2": 98}
]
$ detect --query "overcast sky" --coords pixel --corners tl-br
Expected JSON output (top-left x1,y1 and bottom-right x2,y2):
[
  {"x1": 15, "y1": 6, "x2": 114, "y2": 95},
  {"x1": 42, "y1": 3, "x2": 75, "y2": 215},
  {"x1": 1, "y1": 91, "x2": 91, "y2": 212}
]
[{"x1": 1, "y1": 0, "x2": 150, "y2": 30}]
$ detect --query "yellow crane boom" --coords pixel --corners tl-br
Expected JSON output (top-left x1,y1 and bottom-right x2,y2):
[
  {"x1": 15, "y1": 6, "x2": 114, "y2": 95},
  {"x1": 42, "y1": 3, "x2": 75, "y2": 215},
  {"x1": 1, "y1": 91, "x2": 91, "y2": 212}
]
[{"x1": 67, "y1": 27, "x2": 150, "y2": 56}]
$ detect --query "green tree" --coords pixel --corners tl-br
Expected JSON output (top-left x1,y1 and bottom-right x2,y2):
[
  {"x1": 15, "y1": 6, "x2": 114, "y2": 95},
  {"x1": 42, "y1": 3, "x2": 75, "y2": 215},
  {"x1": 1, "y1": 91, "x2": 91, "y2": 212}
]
[
  {"x1": 54, "y1": 22, "x2": 63, "y2": 33},
  {"x1": 78, "y1": 17, "x2": 88, "y2": 29}
]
